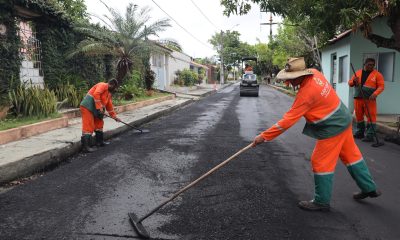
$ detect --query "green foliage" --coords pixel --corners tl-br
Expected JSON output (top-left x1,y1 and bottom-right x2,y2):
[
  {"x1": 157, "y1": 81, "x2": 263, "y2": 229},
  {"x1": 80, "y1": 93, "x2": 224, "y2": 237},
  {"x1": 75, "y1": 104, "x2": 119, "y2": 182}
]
[
  {"x1": 195, "y1": 57, "x2": 216, "y2": 65},
  {"x1": 269, "y1": 21, "x2": 316, "y2": 67},
  {"x1": 252, "y1": 42, "x2": 274, "y2": 76},
  {"x1": 144, "y1": 66, "x2": 155, "y2": 90},
  {"x1": 35, "y1": 22, "x2": 112, "y2": 89},
  {"x1": 0, "y1": 3, "x2": 21, "y2": 103},
  {"x1": 70, "y1": 2, "x2": 171, "y2": 83},
  {"x1": 198, "y1": 68, "x2": 206, "y2": 84},
  {"x1": 119, "y1": 84, "x2": 145, "y2": 100},
  {"x1": 220, "y1": 0, "x2": 400, "y2": 51},
  {"x1": 54, "y1": 81, "x2": 87, "y2": 108},
  {"x1": 160, "y1": 39, "x2": 183, "y2": 52},
  {"x1": 9, "y1": 84, "x2": 57, "y2": 117},
  {"x1": 175, "y1": 69, "x2": 198, "y2": 86},
  {"x1": 117, "y1": 70, "x2": 145, "y2": 100},
  {"x1": 55, "y1": 0, "x2": 88, "y2": 23},
  {"x1": 0, "y1": 113, "x2": 61, "y2": 131}
]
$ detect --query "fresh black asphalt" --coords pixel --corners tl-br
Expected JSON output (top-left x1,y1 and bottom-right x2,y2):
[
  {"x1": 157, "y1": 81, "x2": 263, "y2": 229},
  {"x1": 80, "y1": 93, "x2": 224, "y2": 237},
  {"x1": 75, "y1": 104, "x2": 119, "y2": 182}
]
[{"x1": 1, "y1": 84, "x2": 399, "y2": 239}]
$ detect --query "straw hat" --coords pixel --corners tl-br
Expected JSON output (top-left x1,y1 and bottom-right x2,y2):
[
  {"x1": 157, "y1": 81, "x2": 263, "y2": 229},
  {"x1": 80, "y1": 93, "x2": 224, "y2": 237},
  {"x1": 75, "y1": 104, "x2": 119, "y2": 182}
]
[{"x1": 276, "y1": 57, "x2": 313, "y2": 80}]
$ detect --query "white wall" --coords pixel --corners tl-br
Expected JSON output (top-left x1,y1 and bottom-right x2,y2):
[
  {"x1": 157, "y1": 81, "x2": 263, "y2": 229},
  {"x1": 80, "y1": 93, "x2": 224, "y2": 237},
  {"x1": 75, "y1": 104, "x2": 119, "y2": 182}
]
[
  {"x1": 168, "y1": 51, "x2": 191, "y2": 85},
  {"x1": 321, "y1": 38, "x2": 352, "y2": 110},
  {"x1": 349, "y1": 17, "x2": 400, "y2": 114},
  {"x1": 150, "y1": 52, "x2": 169, "y2": 90}
]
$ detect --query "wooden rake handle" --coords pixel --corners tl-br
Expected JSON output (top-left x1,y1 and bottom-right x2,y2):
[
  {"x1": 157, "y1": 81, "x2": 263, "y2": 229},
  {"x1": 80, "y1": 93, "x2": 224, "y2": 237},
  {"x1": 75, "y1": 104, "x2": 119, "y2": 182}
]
[{"x1": 139, "y1": 143, "x2": 254, "y2": 222}]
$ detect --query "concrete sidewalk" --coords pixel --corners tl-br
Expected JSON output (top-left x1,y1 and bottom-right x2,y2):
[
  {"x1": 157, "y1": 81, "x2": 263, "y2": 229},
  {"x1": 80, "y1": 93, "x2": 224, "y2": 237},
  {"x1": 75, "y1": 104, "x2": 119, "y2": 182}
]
[{"x1": 0, "y1": 83, "x2": 232, "y2": 184}]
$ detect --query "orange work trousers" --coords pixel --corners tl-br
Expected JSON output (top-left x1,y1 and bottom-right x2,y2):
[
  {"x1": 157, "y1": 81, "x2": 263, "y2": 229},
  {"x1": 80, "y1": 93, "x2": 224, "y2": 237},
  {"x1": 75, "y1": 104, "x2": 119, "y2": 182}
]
[
  {"x1": 354, "y1": 98, "x2": 377, "y2": 123},
  {"x1": 80, "y1": 106, "x2": 104, "y2": 135},
  {"x1": 311, "y1": 125, "x2": 362, "y2": 173}
]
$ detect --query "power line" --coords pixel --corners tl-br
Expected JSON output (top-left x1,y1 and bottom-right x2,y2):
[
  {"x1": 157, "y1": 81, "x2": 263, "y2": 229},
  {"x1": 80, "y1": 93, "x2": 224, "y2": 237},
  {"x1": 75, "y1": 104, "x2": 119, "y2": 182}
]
[
  {"x1": 151, "y1": 0, "x2": 214, "y2": 51},
  {"x1": 190, "y1": 0, "x2": 220, "y2": 31}
]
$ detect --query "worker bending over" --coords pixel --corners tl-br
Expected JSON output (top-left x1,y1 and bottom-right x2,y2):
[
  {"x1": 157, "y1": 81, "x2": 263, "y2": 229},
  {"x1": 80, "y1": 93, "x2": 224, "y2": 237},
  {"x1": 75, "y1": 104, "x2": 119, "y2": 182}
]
[
  {"x1": 252, "y1": 57, "x2": 381, "y2": 211},
  {"x1": 80, "y1": 79, "x2": 121, "y2": 153}
]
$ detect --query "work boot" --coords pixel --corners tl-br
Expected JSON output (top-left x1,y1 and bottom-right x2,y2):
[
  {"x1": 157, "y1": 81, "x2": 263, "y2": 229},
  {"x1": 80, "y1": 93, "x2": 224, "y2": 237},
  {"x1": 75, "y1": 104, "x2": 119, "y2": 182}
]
[
  {"x1": 81, "y1": 135, "x2": 96, "y2": 153},
  {"x1": 95, "y1": 131, "x2": 110, "y2": 147},
  {"x1": 353, "y1": 190, "x2": 382, "y2": 200},
  {"x1": 298, "y1": 200, "x2": 330, "y2": 212}
]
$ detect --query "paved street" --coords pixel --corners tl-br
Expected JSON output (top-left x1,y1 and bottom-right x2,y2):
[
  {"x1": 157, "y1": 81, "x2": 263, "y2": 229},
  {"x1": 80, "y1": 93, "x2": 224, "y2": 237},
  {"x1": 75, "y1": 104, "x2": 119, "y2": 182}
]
[{"x1": 1, "y1": 84, "x2": 399, "y2": 239}]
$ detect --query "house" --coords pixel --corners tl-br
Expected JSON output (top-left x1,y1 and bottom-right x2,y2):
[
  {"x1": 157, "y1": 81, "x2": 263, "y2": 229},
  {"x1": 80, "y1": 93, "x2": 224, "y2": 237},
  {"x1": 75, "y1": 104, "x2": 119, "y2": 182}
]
[
  {"x1": 321, "y1": 16, "x2": 400, "y2": 114},
  {"x1": 150, "y1": 45, "x2": 209, "y2": 89},
  {"x1": 190, "y1": 60, "x2": 209, "y2": 83},
  {"x1": 150, "y1": 43, "x2": 173, "y2": 90},
  {"x1": 205, "y1": 64, "x2": 218, "y2": 83}
]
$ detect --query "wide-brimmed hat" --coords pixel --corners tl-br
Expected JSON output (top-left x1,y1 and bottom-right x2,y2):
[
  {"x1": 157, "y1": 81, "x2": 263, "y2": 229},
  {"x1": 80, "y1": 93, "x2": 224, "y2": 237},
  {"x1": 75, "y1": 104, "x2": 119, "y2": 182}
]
[{"x1": 276, "y1": 57, "x2": 313, "y2": 81}]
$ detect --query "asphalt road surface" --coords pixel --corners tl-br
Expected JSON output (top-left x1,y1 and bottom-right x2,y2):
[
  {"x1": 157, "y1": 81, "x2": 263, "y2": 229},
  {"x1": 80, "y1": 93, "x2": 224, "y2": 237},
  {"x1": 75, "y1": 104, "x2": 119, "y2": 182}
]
[{"x1": 1, "y1": 84, "x2": 399, "y2": 240}]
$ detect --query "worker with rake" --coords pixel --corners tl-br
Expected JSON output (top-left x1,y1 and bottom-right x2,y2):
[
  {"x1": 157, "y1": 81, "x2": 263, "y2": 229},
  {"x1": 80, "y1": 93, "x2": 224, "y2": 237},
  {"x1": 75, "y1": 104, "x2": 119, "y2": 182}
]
[
  {"x1": 80, "y1": 79, "x2": 121, "y2": 153},
  {"x1": 252, "y1": 57, "x2": 381, "y2": 211},
  {"x1": 348, "y1": 58, "x2": 384, "y2": 142}
]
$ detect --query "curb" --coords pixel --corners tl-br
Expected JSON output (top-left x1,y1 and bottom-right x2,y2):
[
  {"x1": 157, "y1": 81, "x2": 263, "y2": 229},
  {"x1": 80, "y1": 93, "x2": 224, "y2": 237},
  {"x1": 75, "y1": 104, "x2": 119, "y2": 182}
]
[
  {"x1": 0, "y1": 98, "x2": 193, "y2": 184},
  {"x1": 269, "y1": 84, "x2": 296, "y2": 97},
  {"x1": 0, "y1": 95, "x2": 175, "y2": 146},
  {"x1": 0, "y1": 117, "x2": 69, "y2": 145}
]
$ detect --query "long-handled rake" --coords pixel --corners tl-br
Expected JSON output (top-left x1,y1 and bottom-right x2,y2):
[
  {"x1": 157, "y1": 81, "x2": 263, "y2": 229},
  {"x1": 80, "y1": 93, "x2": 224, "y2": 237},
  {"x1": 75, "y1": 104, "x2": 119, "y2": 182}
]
[
  {"x1": 128, "y1": 143, "x2": 253, "y2": 239},
  {"x1": 350, "y1": 63, "x2": 384, "y2": 147},
  {"x1": 103, "y1": 113, "x2": 149, "y2": 133}
]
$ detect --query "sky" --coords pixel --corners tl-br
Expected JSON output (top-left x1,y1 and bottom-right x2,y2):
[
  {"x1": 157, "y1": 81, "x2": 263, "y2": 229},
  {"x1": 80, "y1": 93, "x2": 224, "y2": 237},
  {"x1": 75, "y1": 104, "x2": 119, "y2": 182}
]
[{"x1": 84, "y1": 0, "x2": 281, "y2": 59}]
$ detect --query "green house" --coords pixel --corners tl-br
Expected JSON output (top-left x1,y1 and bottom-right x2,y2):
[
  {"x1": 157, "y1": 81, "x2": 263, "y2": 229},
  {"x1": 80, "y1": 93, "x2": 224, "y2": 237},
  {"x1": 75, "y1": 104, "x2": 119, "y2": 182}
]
[{"x1": 321, "y1": 16, "x2": 400, "y2": 114}]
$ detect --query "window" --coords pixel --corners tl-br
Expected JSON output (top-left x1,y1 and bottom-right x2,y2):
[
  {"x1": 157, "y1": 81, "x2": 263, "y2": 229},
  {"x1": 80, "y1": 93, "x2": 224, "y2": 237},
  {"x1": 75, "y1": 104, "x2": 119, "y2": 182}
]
[
  {"x1": 331, "y1": 53, "x2": 337, "y2": 86},
  {"x1": 362, "y1": 52, "x2": 395, "y2": 82},
  {"x1": 378, "y1": 52, "x2": 395, "y2": 82},
  {"x1": 338, "y1": 55, "x2": 348, "y2": 83},
  {"x1": 243, "y1": 74, "x2": 256, "y2": 80},
  {"x1": 152, "y1": 54, "x2": 162, "y2": 68}
]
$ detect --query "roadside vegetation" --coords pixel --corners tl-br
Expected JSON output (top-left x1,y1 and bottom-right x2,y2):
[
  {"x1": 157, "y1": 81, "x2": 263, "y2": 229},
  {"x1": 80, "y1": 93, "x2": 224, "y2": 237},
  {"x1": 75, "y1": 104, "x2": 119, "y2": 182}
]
[{"x1": 0, "y1": 0, "x2": 171, "y2": 129}]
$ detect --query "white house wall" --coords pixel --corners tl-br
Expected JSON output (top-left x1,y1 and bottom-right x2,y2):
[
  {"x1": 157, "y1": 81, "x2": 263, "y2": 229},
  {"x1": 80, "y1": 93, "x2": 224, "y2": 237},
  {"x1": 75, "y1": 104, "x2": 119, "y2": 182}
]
[
  {"x1": 321, "y1": 38, "x2": 352, "y2": 110},
  {"x1": 150, "y1": 53, "x2": 168, "y2": 90},
  {"x1": 322, "y1": 17, "x2": 400, "y2": 114},
  {"x1": 168, "y1": 51, "x2": 191, "y2": 84},
  {"x1": 349, "y1": 17, "x2": 400, "y2": 114}
]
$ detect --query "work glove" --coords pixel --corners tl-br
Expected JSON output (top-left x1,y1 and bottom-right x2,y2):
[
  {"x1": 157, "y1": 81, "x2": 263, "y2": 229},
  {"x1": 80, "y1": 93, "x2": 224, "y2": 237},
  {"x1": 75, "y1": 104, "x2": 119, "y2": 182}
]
[{"x1": 96, "y1": 109, "x2": 104, "y2": 119}]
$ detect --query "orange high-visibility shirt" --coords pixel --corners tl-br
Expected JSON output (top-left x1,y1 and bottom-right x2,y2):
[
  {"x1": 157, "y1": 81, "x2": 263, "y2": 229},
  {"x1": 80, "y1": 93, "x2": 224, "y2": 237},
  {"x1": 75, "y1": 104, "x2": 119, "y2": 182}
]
[
  {"x1": 80, "y1": 82, "x2": 116, "y2": 118},
  {"x1": 261, "y1": 69, "x2": 352, "y2": 140},
  {"x1": 348, "y1": 69, "x2": 384, "y2": 98}
]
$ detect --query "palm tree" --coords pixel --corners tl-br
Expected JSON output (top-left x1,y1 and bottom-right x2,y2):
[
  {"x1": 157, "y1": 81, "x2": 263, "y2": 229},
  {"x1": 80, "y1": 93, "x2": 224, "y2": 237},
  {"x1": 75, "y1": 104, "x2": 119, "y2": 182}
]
[{"x1": 68, "y1": 1, "x2": 171, "y2": 83}]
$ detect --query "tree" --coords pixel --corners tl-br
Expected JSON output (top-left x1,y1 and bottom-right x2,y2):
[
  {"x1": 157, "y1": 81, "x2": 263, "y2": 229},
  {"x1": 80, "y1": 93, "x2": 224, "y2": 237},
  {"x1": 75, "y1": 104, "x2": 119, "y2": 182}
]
[
  {"x1": 159, "y1": 39, "x2": 183, "y2": 52},
  {"x1": 269, "y1": 20, "x2": 317, "y2": 67},
  {"x1": 194, "y1": 57, "x2": 216, "y2": 65},
  {"x1": 55, "y1": 0, "x2": 88, "y2": 23},
  {"x1": 220, "y1": 0, "x2": 400, "y2": 51},
  {"x1": 209, "y1": 30, "x2": 243, "y2": 66},
  {"x1": 68, "y1": 2, "x2": 171, "y2": 83}
]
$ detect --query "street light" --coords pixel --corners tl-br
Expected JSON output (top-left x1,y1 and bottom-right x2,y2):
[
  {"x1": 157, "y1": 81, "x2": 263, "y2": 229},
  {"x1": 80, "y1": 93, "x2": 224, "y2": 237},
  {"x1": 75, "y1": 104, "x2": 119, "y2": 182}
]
[{"x1": 220, "y1": 24, "x2": 239, "y2": 85}]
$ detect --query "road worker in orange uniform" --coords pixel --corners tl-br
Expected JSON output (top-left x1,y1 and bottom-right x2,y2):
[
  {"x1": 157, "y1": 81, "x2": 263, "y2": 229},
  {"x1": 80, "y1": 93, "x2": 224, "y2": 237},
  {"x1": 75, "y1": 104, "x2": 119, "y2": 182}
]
[
  {"x1": 252, "y1": 57, "x2": 381, "y2": 211},
  {"x1": 348, "y1": 58, "x2": 384, "y2": 142},
  {"x1": 244, "y1": 64, "x2": 253, "y2": 72},
  {"x1": 80, "y1": 79, "x2": 121, "y2": 153}
]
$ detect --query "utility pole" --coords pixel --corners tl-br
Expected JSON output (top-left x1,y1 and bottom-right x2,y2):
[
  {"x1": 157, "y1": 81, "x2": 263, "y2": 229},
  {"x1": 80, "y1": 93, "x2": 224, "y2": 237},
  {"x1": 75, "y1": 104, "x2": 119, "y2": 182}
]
[
  {"x1": 220, "y1": 30, "x2": 224, "y2": 85},
  {"x1": 260, "y1": 13, "x2": 278, "y2": 42}
]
